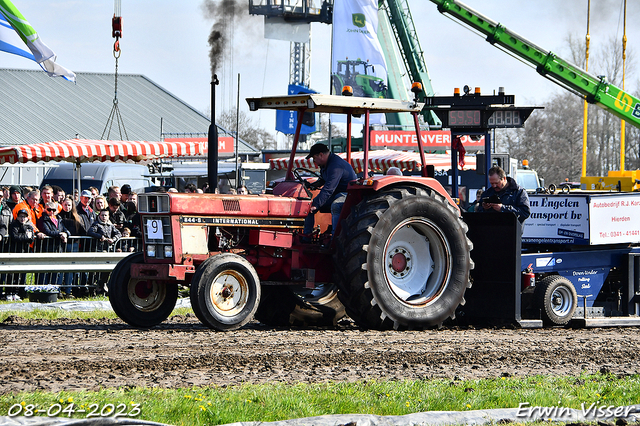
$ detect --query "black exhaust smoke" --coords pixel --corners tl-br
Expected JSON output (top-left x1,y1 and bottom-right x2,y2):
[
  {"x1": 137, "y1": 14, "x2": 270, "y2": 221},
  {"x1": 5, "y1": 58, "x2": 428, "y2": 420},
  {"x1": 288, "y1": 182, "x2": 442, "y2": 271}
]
[
  {"x1": 202, "y1": 0, "x2": 244, "y2": 193},
  {"x1": 202, "y1": 0, "x2": 245, "y2": 76},
  {"x1": 207, "y1": 75, "x2": 219, "y2": 193},
  {"x1": 202, "y1": 0, "x2": 250, "y2": 192}
]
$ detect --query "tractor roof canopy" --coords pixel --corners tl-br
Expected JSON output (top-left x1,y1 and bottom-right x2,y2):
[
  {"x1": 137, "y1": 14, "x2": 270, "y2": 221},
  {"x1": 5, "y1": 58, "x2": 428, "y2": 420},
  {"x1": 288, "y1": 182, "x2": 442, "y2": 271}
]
[{"x1": 247, "y1": 93, "x2": 424, "y2": 116}]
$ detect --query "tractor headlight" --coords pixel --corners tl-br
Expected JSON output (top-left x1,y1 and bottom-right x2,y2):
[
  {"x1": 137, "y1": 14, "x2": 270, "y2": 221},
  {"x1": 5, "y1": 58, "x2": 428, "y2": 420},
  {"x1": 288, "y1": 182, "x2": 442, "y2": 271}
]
[
  {"x1": 146, "y1": 244, "x2": 156, "y2": 257},
  {"x1": 164, "y1": 245, "x2": 173, "y2": 258}
]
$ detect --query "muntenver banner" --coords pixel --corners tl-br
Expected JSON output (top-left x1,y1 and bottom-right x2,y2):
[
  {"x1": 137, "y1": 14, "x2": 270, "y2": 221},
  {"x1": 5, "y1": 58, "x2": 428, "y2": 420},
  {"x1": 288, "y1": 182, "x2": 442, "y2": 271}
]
[
  {"x1": 370, "y1": 130, "x2": 485, "y2": 149},
  {"x1": 164, "y1": 137, "x2": 235, "y2": 154}
]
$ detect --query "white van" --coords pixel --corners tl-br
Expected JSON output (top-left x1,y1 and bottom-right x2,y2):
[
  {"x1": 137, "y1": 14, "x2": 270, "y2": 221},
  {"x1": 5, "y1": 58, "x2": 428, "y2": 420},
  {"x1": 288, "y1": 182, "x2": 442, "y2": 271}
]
[{"x1": 41, "y1": 163, "x2": 152, "y2": 196}]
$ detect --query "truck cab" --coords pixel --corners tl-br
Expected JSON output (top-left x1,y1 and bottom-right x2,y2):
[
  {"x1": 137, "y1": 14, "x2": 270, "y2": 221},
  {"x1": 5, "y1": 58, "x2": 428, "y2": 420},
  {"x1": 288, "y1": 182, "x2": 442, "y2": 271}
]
[
  {"x1": 515, "y1": 169, "x2": 542, "y2": 192},
  {"x1": 515, "y1": 160, "x2": 543, "y2": 192}
]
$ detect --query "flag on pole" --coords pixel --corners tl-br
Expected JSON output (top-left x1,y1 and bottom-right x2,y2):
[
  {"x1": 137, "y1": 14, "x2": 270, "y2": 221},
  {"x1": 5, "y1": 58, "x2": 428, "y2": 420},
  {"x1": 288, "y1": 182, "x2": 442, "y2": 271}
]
[
  {"x1": 331, "y1": 0, "x2": 387, "y2": 124},
  {"x1": 331, "y1": 0, "x2": 387, "y2": 96},
  {"x1": 0, "y1": 0, "x2": 76, "y2": 82},
  {"x1": 0, "y1": 13, "x2": 33, "y2": 60}
]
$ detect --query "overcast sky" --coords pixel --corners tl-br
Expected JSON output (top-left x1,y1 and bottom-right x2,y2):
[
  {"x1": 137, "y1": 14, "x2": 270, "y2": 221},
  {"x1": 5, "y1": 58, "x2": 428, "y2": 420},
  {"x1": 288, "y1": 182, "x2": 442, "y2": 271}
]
[{"x1": 1, "y1": 0, "x2": 638, "y2": 141}]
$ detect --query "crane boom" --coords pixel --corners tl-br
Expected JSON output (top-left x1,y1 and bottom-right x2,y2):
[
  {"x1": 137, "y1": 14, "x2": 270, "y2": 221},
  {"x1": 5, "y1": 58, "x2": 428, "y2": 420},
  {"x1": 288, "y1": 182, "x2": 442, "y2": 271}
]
[
  {"x1": 380, "y1": 0, "x2": 439, "y2": 125},
  {"x1": 429, "y1": 0, "x2": 640, "y2": 129}
]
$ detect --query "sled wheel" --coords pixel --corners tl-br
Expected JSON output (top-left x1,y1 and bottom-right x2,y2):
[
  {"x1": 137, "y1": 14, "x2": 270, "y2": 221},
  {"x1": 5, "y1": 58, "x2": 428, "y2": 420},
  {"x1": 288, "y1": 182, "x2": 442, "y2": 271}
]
[
  {"x1": 255, "y1": 284, "x2": 346, "y2": 327},
  {"x1": 535, "y1": 275, "x2": 577, "y2": 326},
  {"x1": 190, "y1": 253, "x2": 261, "y2": 331},
  {"x1": 108, "y1": 252, "x2": 178, "y2": 328},
  {"x1": 254, "y1": 286, "x2": 297, "y2": 326},
  {"x1": 334, "y1": 186, "x2": 473, "y2": 330}
]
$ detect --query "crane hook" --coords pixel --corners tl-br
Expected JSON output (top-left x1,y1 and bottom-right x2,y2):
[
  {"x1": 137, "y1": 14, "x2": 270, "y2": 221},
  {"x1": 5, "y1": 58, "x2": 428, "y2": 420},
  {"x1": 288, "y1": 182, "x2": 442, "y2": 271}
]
[
  {"x1": 112, "y1": 15, "x2": 122, "y2": 40},
  {"x1": 112, "y1": 13, "x2": 122, "y2": 56}
]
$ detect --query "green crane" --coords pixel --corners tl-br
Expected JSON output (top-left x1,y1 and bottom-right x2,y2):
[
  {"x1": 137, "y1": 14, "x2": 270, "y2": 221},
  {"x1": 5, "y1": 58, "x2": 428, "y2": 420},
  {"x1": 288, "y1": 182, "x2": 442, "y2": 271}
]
[
  {"x1": 429, "y1": 0, "x2": 640, "y2": 129},
  {"x1": 429, "y1": 0, "x2": 640, "y2": 190}
]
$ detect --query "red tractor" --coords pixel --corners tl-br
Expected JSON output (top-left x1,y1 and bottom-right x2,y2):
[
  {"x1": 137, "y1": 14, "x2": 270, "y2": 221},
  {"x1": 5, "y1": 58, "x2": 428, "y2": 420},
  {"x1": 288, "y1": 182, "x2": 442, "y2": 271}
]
[{"x1": 108, "y1": 87, "x2": 473, "y2": 331}]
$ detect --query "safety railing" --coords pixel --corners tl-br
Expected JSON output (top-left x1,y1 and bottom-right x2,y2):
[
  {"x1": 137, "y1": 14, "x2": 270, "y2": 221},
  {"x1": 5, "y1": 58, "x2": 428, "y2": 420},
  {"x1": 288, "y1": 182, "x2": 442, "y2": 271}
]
[{"x1": 0, "y1": 236, "x2": 142, "y2": 297}]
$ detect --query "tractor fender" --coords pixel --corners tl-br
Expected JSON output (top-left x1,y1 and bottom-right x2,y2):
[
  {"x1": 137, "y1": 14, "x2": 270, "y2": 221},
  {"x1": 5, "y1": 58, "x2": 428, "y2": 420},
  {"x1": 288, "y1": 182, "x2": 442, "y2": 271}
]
[
  {"x1": 332, "y1": 177, "x2": 460, "y2": 239},
  {"x1": 347, "y1": 176, "x2": 460, "y2": 211}
]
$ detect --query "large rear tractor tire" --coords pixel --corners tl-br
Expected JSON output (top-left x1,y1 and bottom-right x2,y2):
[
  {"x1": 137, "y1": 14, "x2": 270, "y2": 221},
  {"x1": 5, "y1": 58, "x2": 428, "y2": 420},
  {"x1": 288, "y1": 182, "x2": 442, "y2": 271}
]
[
  {"x1": 534, "y1": 275, "x2": 577, "y2": 326},
  {"x1": 190, "y1": 253, "x2": 261, "y2": 331},
  {"x1": 333, "y1": 186, "x2": 473, "y2": 330},
  {"x1": 255, "y1": 284, "x2": 346, "y2": 327},
  {"x1": 108, "y1": 253, "x2": 178, "y2": 328}
]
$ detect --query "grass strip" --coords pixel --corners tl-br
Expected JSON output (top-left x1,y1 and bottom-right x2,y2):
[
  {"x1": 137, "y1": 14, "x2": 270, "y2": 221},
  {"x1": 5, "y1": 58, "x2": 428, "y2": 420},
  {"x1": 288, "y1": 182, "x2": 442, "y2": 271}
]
[
  {"x1": 0, "y1": 374, "x2": 638, "y2": 425},
  {"x1": 0, "y1": 297, "x2": 192, "y2": 321}
]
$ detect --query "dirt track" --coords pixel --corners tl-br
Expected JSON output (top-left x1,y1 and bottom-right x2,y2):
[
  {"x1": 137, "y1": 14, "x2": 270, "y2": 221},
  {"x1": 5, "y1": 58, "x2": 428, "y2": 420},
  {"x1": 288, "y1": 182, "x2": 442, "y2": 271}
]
[{"x1": 1, "y1": 314, "x2": 639, "y2": 394}]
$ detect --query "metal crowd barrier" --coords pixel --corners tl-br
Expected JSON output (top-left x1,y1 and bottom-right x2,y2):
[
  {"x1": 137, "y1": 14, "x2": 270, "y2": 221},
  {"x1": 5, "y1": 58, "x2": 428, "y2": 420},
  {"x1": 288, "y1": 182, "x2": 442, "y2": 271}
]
[{"x1": 0, "y1": 236, "x2": 142, "y2": 296}]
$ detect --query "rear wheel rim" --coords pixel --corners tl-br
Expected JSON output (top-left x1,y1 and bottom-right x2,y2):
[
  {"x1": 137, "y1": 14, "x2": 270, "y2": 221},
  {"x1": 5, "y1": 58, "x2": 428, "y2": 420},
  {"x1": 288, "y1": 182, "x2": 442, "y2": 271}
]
[
  {"x1": 209, "y1": 269, "x2": 249, "y2": 317},
  {"x1": 383, "y1": 217, "x2": 451, "y2": 305},
  {"x1": 128, "y1": 279, "x2": 166, "y2": 312}
]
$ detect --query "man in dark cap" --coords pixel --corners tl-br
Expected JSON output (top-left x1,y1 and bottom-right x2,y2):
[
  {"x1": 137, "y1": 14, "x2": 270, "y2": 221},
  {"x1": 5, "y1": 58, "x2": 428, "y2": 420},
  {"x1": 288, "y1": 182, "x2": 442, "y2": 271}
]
[
  {"x1": 303, "y1": 143, "x2": 356, "y2": 237},
  {"x1": 119, "y1": 184, "x2": 132, "y2": 214},
  {"x1": 7, "y1": 186, "x2": 22, "y2": 212},
  {"x1": 76, "y1": 189, "x2": 96, "y2": 235},
  {"x1": 9, "y1": 208, "x2": 36, "y2": 253},
  {"x1": 120, "y1": 184, "x2": 131, "y2": 202}
]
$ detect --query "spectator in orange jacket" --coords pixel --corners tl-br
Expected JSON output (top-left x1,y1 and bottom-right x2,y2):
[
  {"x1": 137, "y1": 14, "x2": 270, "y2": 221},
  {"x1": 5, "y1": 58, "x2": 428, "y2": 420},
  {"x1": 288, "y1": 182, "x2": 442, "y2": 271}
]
[{"x1": 12, "y1": 189, "x2": 45, "y2": 239}]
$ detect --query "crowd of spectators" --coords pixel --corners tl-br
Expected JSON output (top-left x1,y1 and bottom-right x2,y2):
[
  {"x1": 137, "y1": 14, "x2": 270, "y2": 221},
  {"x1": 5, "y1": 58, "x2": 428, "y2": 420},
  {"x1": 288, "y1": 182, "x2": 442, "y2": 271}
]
[
  {"x1": 0, "y1": 183, "x2": 143, "y2": 299},
  {"x1": 0, "y1": 180, "x2": 248, "y2": 300}
]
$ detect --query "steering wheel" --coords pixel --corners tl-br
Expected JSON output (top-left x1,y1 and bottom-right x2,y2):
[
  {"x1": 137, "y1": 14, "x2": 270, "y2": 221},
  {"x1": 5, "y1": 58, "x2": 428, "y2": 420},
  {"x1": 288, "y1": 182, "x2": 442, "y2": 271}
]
[{"x1": 293, "y1": 167, "x2": 322, "y2": 198}]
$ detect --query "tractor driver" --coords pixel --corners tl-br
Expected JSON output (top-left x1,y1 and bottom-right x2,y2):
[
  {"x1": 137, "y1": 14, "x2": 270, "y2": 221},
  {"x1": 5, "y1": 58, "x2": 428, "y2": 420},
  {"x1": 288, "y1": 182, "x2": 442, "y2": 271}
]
[
  {"x1": 477, "y1": 165, "x2": 531, "y2": 226},
  {"x1": 303, "y1": 143, "x2": 357, "y2": 237}
]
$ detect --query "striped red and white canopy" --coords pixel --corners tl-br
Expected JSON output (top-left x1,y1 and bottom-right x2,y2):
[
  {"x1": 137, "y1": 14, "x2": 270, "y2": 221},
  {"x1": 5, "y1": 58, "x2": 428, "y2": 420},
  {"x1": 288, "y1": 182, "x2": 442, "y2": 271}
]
[
  {"x1": 269, "y1": 149, "x2": 476, "y2": 173},
  {"x1": 0, "y1": 139, "x2": 207, "y2": 164}
]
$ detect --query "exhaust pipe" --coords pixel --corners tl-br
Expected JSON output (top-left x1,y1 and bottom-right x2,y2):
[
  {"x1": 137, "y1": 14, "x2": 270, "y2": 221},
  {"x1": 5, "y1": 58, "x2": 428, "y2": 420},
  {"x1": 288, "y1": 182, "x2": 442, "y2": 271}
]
[{"x1": 207, "y1": 74, "x2": 220, "y2": 193}]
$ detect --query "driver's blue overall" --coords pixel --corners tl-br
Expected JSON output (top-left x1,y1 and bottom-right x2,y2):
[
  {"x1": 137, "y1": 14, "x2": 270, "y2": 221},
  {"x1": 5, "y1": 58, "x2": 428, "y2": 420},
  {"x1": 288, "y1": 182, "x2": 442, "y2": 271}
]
[{"x1": 303, "y1": 152, "x2": 357, "y2": 235}]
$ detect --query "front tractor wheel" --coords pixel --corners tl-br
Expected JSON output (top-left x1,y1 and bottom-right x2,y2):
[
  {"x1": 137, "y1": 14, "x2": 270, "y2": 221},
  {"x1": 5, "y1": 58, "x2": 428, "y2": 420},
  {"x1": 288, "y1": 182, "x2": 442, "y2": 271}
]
[
  {"x1": 334, "y1": 187, "x2": 473, "y2": 330},
  {"x1": 108, "y1": 252, "x2": 178, "y2": 328},
  {"x1": 190, "y1": 253, "x2": 261, "y2": 331}
]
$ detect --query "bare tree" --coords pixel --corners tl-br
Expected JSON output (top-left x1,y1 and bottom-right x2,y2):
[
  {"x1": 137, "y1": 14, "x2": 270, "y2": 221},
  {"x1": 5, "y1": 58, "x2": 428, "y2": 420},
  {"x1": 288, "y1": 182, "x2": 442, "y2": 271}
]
[
  {"x1": 626, "y1": 81, "x2": 640, "y2": 170},
  {"x1": 510, "y1": 34, "x2": 638, "y2": 184},
  {"x1": 316, "y1": 113, "x2": 346, "y2": 140},
  {"x1": 216, "y1": 107, "x2": 276, "y2": 151},
  {"x1": 500, "y1": 92, "x2": 583, "y2": 185}
]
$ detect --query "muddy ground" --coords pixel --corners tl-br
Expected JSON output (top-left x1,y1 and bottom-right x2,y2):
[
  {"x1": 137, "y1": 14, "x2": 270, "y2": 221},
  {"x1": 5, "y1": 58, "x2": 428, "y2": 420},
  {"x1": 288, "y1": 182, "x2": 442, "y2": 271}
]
[{"x1": 1, "y1": 314, "x2": 639, "y2": 394}]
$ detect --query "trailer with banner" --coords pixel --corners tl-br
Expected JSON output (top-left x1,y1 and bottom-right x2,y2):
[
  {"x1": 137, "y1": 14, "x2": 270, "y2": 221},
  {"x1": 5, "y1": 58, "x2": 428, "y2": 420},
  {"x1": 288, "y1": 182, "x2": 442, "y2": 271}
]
[
  {"x1": 459, "y1": 192, "x2": 640, "y2": 328},
  {"x1": 412, "y1": 0, "x2": 640, "y2": 328},
  {"x1": 421, "y1": 86, "x2": 640, "y2": 328}
]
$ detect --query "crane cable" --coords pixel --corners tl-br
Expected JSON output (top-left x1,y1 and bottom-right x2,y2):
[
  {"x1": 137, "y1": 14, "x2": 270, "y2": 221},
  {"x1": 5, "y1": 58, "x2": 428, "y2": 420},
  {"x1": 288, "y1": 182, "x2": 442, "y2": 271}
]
[
  {"x1": 619, "y1": 0, "x2": 627, "y2": 172},
  {"x1": 581, "y1": 0, "x2": 590, "y2": 178},
  {"x1": 102, "y1": 0, "x2": 128, "y2": 141}
]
